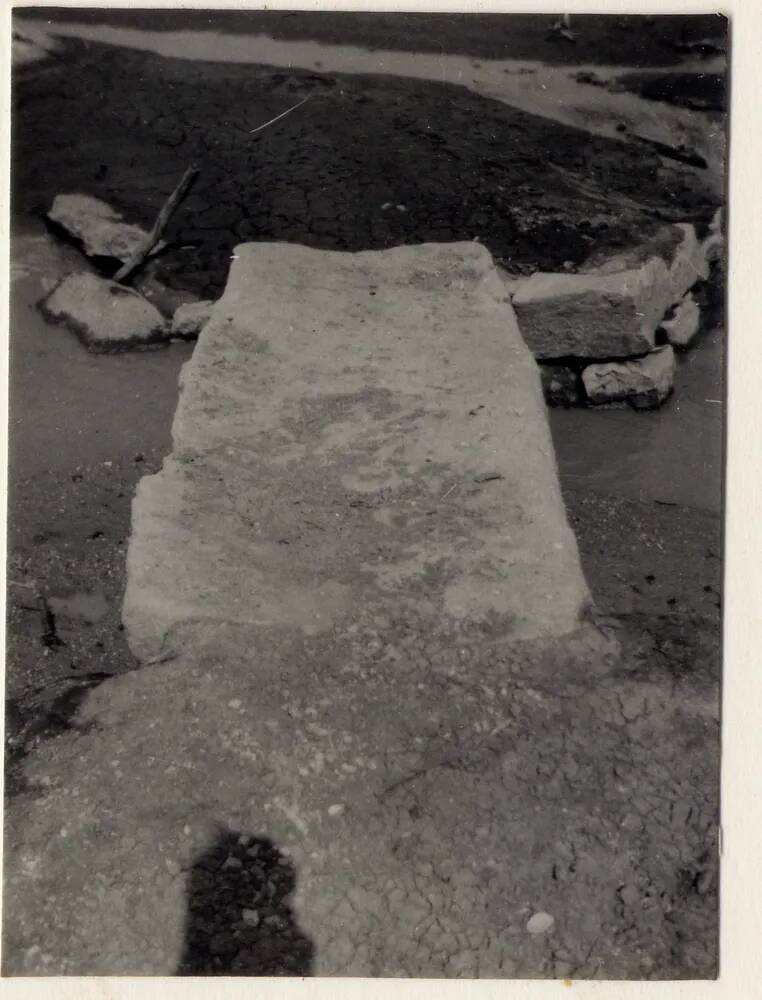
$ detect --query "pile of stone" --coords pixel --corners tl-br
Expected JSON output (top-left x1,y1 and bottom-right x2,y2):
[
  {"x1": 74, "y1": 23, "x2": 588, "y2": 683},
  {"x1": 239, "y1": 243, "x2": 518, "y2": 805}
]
[
  {"x1": 505, "y1": 212, "x2": 723, "y2": 410},
  {"x1": 40, "y1": 193, "x2": 214, "y2": 353}
]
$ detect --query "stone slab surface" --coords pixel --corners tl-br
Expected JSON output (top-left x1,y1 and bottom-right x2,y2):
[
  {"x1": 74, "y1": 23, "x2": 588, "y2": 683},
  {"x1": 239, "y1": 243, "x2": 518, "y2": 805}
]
[
  {"x1": 47, "y1": 193, "x2": 163, "y2": 263},
  {"x1": 40, "y1": 271, "x2": 169, "y2": 352},
  {"x1": 124, "y1": 241, "x2": 590, "y2": 661}
]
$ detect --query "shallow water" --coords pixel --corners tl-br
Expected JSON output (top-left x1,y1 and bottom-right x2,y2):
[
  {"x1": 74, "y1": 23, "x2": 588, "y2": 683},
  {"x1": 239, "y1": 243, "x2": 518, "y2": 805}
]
[
  {"x1": 8, "y1": 230, "x2": 194, "y2": 486},
  {"x1": 10, "y1": 227, "x2": 722, "y2": 518},
  {"x1": 549, "y1": 326, "x2": 723, "y2": 513}
]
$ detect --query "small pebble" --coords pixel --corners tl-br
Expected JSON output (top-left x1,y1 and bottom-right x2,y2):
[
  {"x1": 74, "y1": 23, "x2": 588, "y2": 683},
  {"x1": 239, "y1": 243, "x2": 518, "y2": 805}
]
[
  {"x1": 328, "y1": 803, "x2": 345, "y2": 817},
  {"x1": 241, "y1": 908, "x2": 260, "y2": 927},
  {"x1": 526, "y1": 911, "x2": 555, "y2": 935},
  {"x1": 222, "y1": 855, "x2": 243, "y2": 871},
  {"x1": 619, "y1": 884, "x2": 640, "y2": 906}
]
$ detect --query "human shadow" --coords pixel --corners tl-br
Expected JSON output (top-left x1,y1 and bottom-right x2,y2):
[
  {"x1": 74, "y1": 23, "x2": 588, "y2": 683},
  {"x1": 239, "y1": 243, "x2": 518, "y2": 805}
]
[{"x1": 177, "y1": 827, "x2": 315, "y2": 976}]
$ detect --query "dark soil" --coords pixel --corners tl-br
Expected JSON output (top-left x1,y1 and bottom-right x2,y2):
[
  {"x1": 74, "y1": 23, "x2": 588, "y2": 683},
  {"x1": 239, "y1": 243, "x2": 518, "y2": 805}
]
[{"x1": 11, "y1": 36, "x2": 721, "y2": 300}]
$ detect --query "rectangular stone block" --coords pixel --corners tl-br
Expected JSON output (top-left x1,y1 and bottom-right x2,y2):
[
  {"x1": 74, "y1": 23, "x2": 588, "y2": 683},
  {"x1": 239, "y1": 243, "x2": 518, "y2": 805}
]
[
  {"x1": 511, "y1": 259, "x2": 668, "y2": 359},
  {"x1": 512, "y1": 224, "x2": 710, "y2": 361},
  {"x1": 123, "y1": 241, "x2": 590, "y2": 662}
]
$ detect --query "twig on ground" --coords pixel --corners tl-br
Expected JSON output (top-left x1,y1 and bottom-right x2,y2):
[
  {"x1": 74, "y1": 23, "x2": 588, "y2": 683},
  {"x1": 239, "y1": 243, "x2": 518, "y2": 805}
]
[
  {"x1": 8, "y1": 579, "x2": 63, "y2": 647},
  {"x1": 248, "y1": 94, "x2": 311, "y2": 135},
  {"x1": 114, "y1": 165, "x2": 199, "y2": 284}
]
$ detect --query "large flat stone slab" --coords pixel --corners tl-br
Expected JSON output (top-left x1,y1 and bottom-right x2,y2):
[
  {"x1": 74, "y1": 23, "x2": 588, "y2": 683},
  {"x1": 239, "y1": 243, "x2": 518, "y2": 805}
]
[{"x1": 124, "y1": 241, "x2": 590, "y2": 661}]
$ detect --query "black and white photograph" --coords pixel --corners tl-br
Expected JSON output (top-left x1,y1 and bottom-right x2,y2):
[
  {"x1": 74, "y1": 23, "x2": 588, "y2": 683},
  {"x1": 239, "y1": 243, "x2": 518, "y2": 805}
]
[{"x1": 3, "y1": 3, "x2": 735, "y2": 983}]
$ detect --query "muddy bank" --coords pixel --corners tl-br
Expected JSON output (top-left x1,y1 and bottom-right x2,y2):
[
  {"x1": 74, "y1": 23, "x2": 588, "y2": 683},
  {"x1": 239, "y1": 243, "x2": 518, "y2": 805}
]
[{"x1": 19, "y1": 8, "x2": 727, "y2": 68}]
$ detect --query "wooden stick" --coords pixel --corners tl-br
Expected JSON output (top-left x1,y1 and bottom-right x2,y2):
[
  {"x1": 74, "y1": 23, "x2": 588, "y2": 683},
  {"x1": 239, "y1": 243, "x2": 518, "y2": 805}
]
[
  {"x1": 115, "y1": 165, "x2": 198, "y2": 284},
  {"x1": 248, "y1": 94, "x2": 311, "y2": 135}
]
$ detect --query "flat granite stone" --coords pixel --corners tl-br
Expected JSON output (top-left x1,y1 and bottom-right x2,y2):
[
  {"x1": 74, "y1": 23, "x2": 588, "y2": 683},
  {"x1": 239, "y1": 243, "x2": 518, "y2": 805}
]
[{"x1": 123, "y1": 241, "x2": 590, "y2": 661}]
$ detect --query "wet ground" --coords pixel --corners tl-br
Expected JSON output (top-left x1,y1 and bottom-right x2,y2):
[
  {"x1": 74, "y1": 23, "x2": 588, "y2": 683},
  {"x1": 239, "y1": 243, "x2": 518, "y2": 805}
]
[
  {"x1": 19, "y1": 9, "x2": 727, "y2": 67},
  {"x1": 4, "y1": 11, "x2": 725, "y2": 977}
]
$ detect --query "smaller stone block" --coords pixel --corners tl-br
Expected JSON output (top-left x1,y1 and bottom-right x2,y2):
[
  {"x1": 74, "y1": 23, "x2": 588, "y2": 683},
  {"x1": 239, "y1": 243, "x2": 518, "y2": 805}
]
[
  {"x1": 47, "y1": 193, "x2": 162, "y2": 263},
  {"x1": 512, "y1": 259, "x2": 668, "y2": 360},
  {"x1": 582, "y1": 346, "x2": 676, "y2": 410},
  {"x1": 171, "y1": 300, "x2": 216, "y2": 339},
  {"x1": 660, "y1": 293, "x2": 701, "y2": 349}
]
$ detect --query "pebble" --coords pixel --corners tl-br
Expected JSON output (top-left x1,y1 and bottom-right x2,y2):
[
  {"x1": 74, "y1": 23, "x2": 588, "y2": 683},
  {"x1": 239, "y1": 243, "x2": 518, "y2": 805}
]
[
  {"x1": 697, "y1": 869, "x2": 715, "y2": 895},
  {"x1": 222, "y1": 855, "x2": 243, "y2": 871},
  {"x1": 526, "y1": 911, "x2": 555, "y2": 935},
  {"x1": 620, "y1": 692, "x2": 645, "y2": 722},
  {"x1": 621, "y1": 812, "x2": 643, "y2": 832},
  {"x1": 328, "y1": 803, "x2": 345, "y2": 817},
  {"x1": 619, "y1": 884, "x2": 640, "y2": 906},
  {"x1": 241, "y1": 908, "x2": 260, "y2": 927}
]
